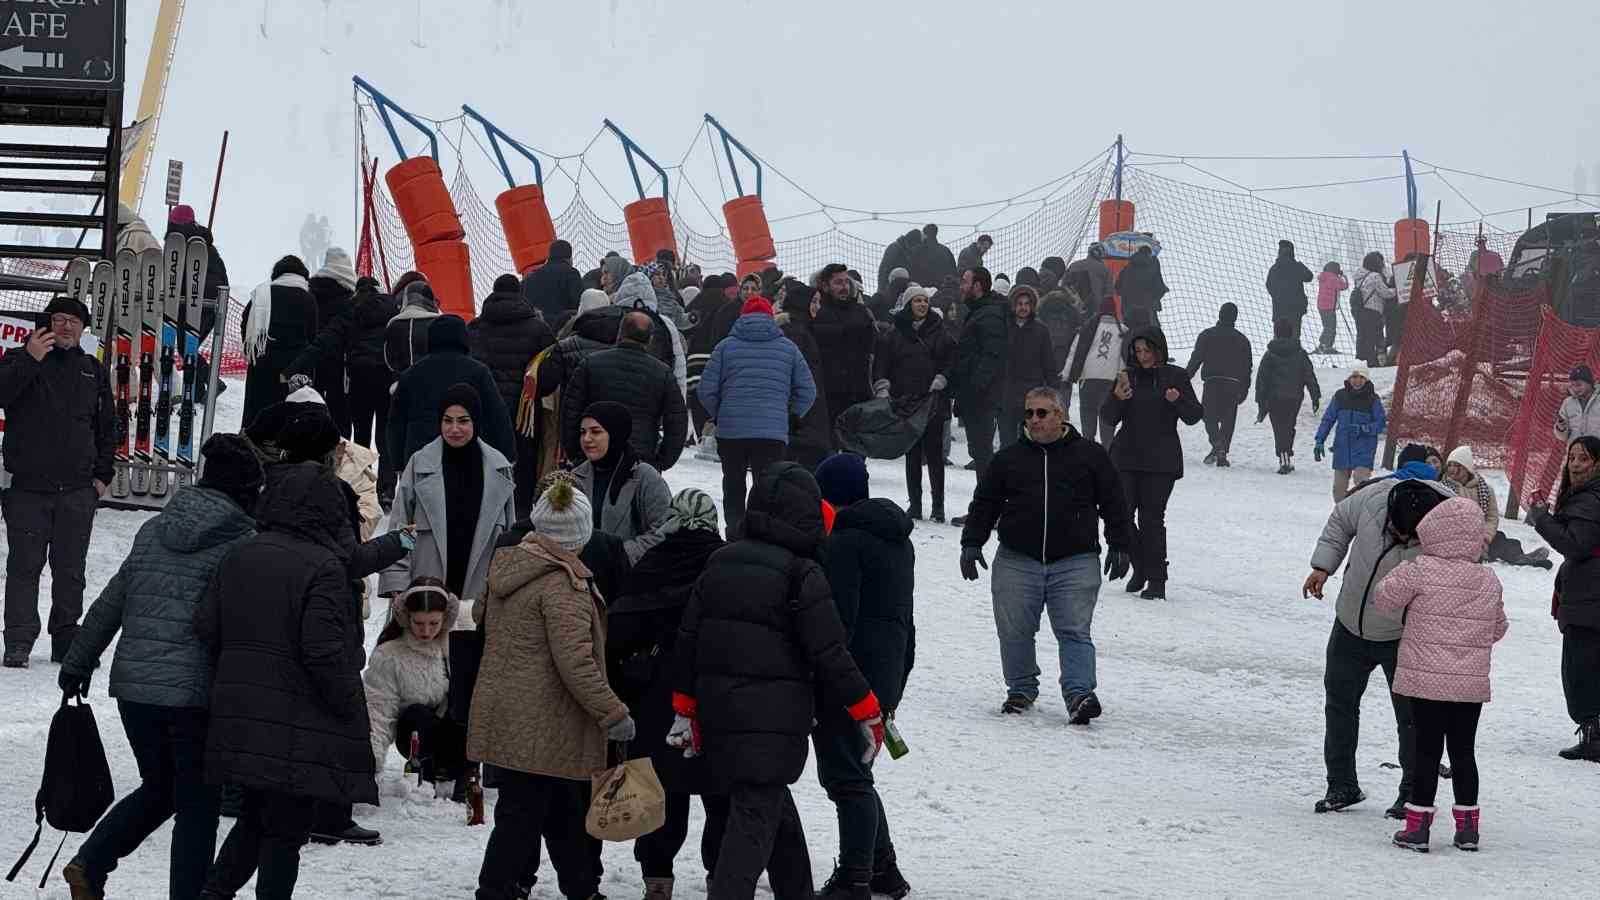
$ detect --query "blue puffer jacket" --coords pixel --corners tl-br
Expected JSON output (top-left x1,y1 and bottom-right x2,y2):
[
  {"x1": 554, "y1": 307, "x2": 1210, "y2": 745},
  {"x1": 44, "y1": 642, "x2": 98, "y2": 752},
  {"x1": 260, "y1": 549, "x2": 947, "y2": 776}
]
[
  {"x1": 698, "y1": 312, "x2": 817, "y2": 443},
  {"x1": 61, "y1": 486, "x2": 256, "y2": 708},
  {"x1": 1315, "y1": 379, "x2": 1386, "y2": 470}
]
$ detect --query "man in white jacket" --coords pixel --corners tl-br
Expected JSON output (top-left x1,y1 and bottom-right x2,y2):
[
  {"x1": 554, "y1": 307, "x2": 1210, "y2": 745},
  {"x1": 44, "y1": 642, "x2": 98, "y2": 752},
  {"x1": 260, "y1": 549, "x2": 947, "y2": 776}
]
[{"x1": 1555, "y1": 364, "x2": 1600, "y2": 444}]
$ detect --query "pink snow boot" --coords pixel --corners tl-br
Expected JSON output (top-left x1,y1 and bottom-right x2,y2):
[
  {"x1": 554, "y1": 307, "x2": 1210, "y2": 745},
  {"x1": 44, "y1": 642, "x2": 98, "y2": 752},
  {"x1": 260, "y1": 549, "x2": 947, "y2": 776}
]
[
  {"x1": 1451, "y1": 805, "x2": 1480, "y2": 851},
  {"x1": 1391, "y1": 803, "x2": 1434, "y2": 852}
]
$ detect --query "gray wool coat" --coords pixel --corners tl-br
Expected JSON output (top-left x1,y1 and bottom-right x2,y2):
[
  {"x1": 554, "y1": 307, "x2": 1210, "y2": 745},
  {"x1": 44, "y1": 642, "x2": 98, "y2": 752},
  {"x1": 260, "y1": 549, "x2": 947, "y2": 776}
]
[
  {"x1": 571, "y1": 458, "x2": 672, "y2": 566},
  {"x1": 380, "y1": 438, "x2": 516, "y2": 604}
]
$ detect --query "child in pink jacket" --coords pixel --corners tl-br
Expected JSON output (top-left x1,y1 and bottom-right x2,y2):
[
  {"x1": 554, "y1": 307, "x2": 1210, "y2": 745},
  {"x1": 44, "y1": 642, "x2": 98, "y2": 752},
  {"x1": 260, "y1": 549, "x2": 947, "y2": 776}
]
[
  {"x1": 1314, "y1": 262, "x2": 1348, "y2": 354},
  {"x1": 1375, "y1": 496, "x2": 1507, "y2": 853}
]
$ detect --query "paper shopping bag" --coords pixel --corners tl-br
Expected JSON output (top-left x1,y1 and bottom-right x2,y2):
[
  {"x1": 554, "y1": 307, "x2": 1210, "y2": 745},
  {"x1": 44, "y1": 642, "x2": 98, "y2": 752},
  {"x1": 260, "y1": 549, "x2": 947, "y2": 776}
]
[{"x1": 585, "y1": 757, "x2": 666, "y2": 841}]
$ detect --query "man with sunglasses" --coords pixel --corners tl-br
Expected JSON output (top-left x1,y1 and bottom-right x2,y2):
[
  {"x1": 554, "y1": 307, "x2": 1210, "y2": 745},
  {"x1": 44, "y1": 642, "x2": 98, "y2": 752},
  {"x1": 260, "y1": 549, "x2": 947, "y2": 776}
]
[
  {"x1": 0, "y1": 296, "x2": 115, "y2": 668},
  {"x1": 959, "y1": 386, "x2": 1132, "y2": 723}
]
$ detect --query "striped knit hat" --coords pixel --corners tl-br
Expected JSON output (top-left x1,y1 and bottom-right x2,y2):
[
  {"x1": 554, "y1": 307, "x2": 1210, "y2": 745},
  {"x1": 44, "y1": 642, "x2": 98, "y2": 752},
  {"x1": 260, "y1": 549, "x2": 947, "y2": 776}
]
[{"x1": 660, "y1": 488, "x2": 720, "y2": 536}]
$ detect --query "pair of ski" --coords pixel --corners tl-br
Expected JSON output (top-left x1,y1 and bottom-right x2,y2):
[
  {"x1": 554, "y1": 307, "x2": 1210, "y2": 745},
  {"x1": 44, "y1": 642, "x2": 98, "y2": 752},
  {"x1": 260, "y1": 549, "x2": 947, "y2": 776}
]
[{"x1": 62, "y1": 235, "x2": 209, "y2": 502}]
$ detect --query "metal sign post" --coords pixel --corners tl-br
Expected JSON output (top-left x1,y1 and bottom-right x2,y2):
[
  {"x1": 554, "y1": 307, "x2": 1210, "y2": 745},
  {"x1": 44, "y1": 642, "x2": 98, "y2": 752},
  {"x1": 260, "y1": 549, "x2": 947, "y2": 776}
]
[
  {"x1": 165, "y1": 159, "x2": 183, "y2": 207},
  {"x1": 0, "y1": 0, "x2": 124, "y2": 89}
]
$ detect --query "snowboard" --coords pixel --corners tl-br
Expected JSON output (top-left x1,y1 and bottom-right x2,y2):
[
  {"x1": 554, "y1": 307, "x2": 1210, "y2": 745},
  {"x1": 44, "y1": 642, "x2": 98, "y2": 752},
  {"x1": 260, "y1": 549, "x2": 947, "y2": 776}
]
[
  {"x1": 153, "y1": 235, "x2": 185, "y2": 496},
  {"x1": 131, "y1": 248, "x2": 162, "y2": 496},
  {"x1": 176, "y1": 237, "x2": 209, "y2": 489},
  {"x1": 87, "y1": 261, "x2": 114, "y2": 365},
  {"x1": 111, "y1": 250, "x2": 137, "y2": 500}
]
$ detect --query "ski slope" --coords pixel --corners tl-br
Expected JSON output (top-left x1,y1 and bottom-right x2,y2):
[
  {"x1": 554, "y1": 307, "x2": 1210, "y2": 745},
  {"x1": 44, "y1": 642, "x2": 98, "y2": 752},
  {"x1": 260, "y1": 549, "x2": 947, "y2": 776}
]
[{"x1": 0, "y1": 366, "x2": 1594, "y2": 899}]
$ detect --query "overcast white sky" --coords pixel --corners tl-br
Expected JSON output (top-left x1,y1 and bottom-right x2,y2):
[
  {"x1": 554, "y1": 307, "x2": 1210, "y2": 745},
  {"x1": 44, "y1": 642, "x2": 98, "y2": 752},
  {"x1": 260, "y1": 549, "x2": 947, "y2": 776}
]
[{"x1": 109, "y1": 0, "x2": 1600, "y2": 283}]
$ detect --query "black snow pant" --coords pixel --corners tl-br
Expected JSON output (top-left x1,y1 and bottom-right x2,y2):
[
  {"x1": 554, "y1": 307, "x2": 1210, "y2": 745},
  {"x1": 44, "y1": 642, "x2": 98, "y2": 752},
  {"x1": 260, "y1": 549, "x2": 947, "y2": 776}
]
[
  {"x1": 346, "y1": 368, "x2": 392, "y2": 495},
  {"x1": 512, "y1": 430, "x2": 540, "y2": 521},
  {"x1": 203, "y1": 788, "x2": 316, "y2": 900},
  {"x1": 813, "y1": 710, "x2": 896, "y2": 873},
  {"x1": 477, "y1": 768, "x2": 595, "y2": 900},
  {"x1": 634, "y1": 791, "x2": 730, "y2": 880},
  {"x1": 1561, "y1": 625, "x2": 1600, "y2": 724},
  {"x1": 2, "y1": 485, "x2": 97, "y2": 655},
  {"x1": 1384, "y1": 298, "x2": 1406, "y2": 358},
  {"x1": 1323, "y1": 621, "x2": 1415, "y2": 797},
  {"x1": 718, "y1": 438, "x2": 786, "y2": 539},
  {"x1": 1077, "y1": 379, "x2": 1115, "y2": 444},
  {"x1": 1118, "y1": 471, "x2": 1176, "y2": 584},
  {"x1": 1268, "y1": 399, "x2": 1303, "y2": 456},
  {"x1": 1317, "y1": 309, "x2": 1338, "y2": 350},
  {"x1": 1409, "y1": 698, "x2": 1481, "y2": 807},
  {"x1": 1200, "y1": 380, "x2": 1243, "y2": 455},
  {"x1": 1355, "y1": 307, "x2": 1384, "y2": 365},
  {"x1": 961, "y1": 399, "x2": 1000, "y2": 471},
  {"x1": 709, "y1": 783, "x2": 814, "y2": 900},
  {"x1": 905, "y1": 417, "x2": 946, "y2": 514},
  {"x1": 317, "y1": 362, "x2": 351, "y2": 438}
]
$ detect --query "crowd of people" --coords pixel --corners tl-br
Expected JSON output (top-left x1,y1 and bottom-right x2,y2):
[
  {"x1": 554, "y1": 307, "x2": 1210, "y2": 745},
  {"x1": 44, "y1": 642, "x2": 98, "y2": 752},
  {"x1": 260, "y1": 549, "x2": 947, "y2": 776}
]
[{"x1": 3, "y1": 214, "x2": 1600, "y2": 897}]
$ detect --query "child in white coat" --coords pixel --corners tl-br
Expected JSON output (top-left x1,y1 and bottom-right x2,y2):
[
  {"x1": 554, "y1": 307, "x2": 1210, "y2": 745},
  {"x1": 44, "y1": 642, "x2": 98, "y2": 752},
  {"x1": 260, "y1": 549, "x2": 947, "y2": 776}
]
[{"x1": 366, "y1": 577, "x2": 464, "y2": 790}]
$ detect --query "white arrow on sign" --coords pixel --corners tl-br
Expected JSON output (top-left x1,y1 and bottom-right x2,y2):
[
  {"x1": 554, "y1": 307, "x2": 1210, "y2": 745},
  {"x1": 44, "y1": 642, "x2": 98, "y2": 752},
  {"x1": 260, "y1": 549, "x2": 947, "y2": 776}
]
[{"x1": 0, "y1": 46, "x2": 65, "y2": 74}]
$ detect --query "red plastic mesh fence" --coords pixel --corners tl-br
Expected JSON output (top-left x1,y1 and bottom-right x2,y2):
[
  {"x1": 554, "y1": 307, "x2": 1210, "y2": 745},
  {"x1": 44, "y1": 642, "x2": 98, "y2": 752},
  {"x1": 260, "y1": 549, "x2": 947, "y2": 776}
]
[{"x1": 1505, "y1": 309, "x2": 1600, "y2": 512}]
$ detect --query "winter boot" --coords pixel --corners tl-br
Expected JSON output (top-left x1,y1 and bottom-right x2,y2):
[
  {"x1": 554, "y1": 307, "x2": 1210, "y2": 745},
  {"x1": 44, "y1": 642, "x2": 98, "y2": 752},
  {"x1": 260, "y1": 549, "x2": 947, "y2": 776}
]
[
  {"x1": 1001, "y1": 692, "x2": 1035, "y2": 715},
  {"x1": 1203, "y1": 448, "x2": 1218, "y2": 465},
  {"x1": 870, "y1": 854, "x2": 911, "y2": 900},
  {"x1": 1215, "y1": 452, "x2": 1231, "y2": 468},
  {"x1": 1451, "y1": 805, "x2": 1480, "y2": 851},
  {"x1": 1313, "y1": 785, "x2": 1365, "y2": 813},
  {"x1": 1391, "y1": 804, "x2": 1434, "y2": 852},
  {"x1": 1067, "y1": 691, "x2": 1103, "y2": 725},
  {"x1": 1125, "y1": 572, "x2": 1147, "y2": 594},
  {"x1": 1558, "y1": 717, "x2": 1600, "y2": 761},
  {"x1": 1286, "y1": 450, "x2": 1295, "y2": 473},
  {"x1": 1385, "y1": 792, "x2": 1409, "y2": 820},
  {"x1": 310, "y1": 823, "x2": 382, "y2": 846},
  {"x1": 62, "y1": 859, "x2": 102, "y2": 900},
  {"x1": 643, "y1": 876, "x2": 674, "y2": 899},
  {"x1": 930, "y1": 503, "x2": 945, "y2": 524},
  {"x1": 1276, "y1": 452, "x2": 1292, "y2": 475},
  {"x1": 906, "y1": 500, "x2": 923, "y2": 521},
  {"x1": 816, "y1": 863, "x2": 871, "y2": 899},
  {"x1": 950, "y1": 515, "x2": 968, "y2": 527},
  {"x1": 1140, "y1": 581, "x2": 1166, "y2": 600},
  {"x1": 2, "y1": 647, "x2": 28, "y2": 668}
]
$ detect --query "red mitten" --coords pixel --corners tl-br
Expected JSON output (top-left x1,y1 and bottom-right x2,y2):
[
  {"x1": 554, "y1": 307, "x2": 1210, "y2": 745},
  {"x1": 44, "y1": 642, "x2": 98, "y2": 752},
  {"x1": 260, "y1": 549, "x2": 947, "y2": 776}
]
[{"x1": 848, "y1": 692, "x2": 885, "y2": 765}]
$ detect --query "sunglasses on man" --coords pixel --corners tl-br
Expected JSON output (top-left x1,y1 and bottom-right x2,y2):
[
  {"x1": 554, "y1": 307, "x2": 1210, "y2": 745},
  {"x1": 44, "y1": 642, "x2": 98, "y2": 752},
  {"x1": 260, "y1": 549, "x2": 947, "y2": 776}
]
[{"x1": 1024, "y1": 407, "x2": 1058, "y2": 419}]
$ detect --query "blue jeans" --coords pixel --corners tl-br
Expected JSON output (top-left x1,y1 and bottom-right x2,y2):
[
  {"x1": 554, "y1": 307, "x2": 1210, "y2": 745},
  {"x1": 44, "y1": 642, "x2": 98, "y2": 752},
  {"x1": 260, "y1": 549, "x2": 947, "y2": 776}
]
[
  {"x1": 74, "y1": 701, "x2": 218, "y2": 899},
  {"x1": 990, "y1": 548, "x2": 1100, "y2": 702}
]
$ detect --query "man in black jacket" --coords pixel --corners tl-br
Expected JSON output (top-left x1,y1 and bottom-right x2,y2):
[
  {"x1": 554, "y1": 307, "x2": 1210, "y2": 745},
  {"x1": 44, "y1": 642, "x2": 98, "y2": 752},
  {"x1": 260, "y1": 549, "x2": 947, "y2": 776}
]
[
  {"x1": 910, "y1": 223, "x2": 957, "y2": 290},
  {"x1": 668, "y1": 463, "x2": 884, "y2": 900},
  {"x1": 470, "y1": 274, "x2": 556, "y2": 516},
  {"x1": 811, "y1": 264, "x2": 877, "y2": 448},
  {"x1": 1115, "y1": 247, "x2": 1167, "y2": 329},
  {"x1": 997, "y1": 286, "x2": 1058, "y2": 448},
  {"x1": 1267, "y1": 239, "x2": 1314, "y2": 341},
  {"x1": 950, "y1": 266, "x2": 1009, "y2": 480},
  {"x1": 1184, "y1": 302, "x2": 1254, "y2": 467},
  {"x1": 520, "y1": 239, "x2": 584, "y2": 326},
  {"x1": 0, "y1": 296, "x2": 114, "y2": 667},
  {"x1": 385, "y1": 315, "x2": 515, "y2": 477},
  {"x1": 960, "y1": 387, "x2": 1131, "y2": 723},
  {"x1": 561, "y1": 312, "x2": 686, "y2": 472},
  {"x1": 812, "y1": 453, "x2": 915, "y2": 900}
]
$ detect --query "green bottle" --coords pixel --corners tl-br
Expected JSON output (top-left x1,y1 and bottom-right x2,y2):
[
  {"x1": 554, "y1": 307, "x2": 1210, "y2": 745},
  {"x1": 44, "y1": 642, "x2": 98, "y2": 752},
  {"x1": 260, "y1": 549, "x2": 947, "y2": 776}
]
[{"x1": 884, "y1": 715, "x2": 909, "y2": 760}]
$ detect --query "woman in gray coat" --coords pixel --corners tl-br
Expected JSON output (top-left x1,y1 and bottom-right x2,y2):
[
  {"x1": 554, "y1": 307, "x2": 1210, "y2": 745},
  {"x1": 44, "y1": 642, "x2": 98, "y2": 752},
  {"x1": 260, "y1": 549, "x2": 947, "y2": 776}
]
[{"x1": 570, "y1": 401, "x2": 672, "y2": 565}]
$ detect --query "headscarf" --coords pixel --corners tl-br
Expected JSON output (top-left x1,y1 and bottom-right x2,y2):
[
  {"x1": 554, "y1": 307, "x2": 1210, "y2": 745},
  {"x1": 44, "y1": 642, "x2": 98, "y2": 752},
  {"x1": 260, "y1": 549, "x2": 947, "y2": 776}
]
[{"x1": 659, "y1": 488, "x2": 720, "y2": 536}]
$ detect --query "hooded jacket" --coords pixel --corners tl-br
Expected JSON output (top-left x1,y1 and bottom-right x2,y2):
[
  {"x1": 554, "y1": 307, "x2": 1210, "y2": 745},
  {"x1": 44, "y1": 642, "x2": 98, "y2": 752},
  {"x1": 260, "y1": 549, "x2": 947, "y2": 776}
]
[
  {"x1": 698, "y1": 312, "x2": 817, "y2": 444},
  {"x1": 385, "y1": 316, "x2": 516, "y2": 474},
  {"x1": 1528, "y1": 477, "x2": 1600, "y2": 630},
  {"x1": 538, "y1": 305, "x2": 622, "y2": 400},
  {"x1": 365, "y1": 589, "x2": 461, "y2": 773},
  {"x1": 1317, "y1": 270, "x2": 1349, "y2": 312},
  {"x1": 1266, "y1": 245, "x2": 1314, "y2": 320},
  {"x1": 961, "y1": 424, "x2": 1131, "y2": 563},
  {"x1": 951, "y1": 291, "x2": 1010, "y2": 409},
  {"x1": 467, "y1": 534, "x2": 628, "y2": 781},
  {"x1": 811, "y1": 288, "x2": 878, "y2": 396},
  {"x1": 874, "y1": 305, "x2": 956, "y2": 424},
  {"x1": 195, "y1": 464, "x2": 378, "y2": 805},
  {"x1": 384, "y1": 283, "x2": 440, "y2": 374},
  {"x1": 777, "y1": 295, "x2": 832, "y2": 462},
  {"x1": 468, "y1": 287, "x2": 556, "y2": 419},
  {"x1": 0, "y1": 342, "x2": 114, "y2": 491},
  {"x1": 1374, "y1": 497, "x2": 1507, "y2": 703},
  {"x1": 379, "y1": 437, "x2": 516, "y2": 603},
  {"x1": 1255, "y1": 336, "x2": 1321, "y2": 412},
  {"x1": 1114, "y1": 252, "x2": 1168, "y2": 320},
  {"x1": 563, "y1": 341, "x2": 688, "y2": 471},
  {"x1": 670, "y1": 463, "x2": 872, "y2": 788},
  {"x1": 823, "y1": 499, "x2": 917, "y2": 712},
  {"x1": 1314, "y1": 379, "x2": 1386, "y2": 471},
  {"x1": 1310, "y1": 471, "x2": 1456, "y2": 643},
  {"x1": 1184, "y1": 304, "x2": 1254, "y2": 390},
  {"x1": 62, "y1": 487, "x2": 256, "y2": 708},
  {"x1": 1103, "y1": 327, "x2": 1203, "y2": 476},
  {"x1": 520, "y1": 256, "x2": 585, "y2": 325},
  {"x1": 613, "y1": 272, "x2": 689, "y2": 397},
  {"x1": 1001, "y1": 287, "x2": 1058, "y2": 408}
]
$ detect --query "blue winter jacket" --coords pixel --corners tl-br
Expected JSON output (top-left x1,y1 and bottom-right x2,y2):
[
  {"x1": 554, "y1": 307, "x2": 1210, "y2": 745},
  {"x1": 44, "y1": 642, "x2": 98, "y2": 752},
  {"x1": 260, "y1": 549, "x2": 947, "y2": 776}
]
[
  {"x1": 1315, "y1": 381, "x2": 1386, "y2": 471},
  {"x1": 61, "y1": 486, "x2": 257, "y2": 708},
  {"x1": 699, "y1": 313, "x2": 817, "y2": 443}
]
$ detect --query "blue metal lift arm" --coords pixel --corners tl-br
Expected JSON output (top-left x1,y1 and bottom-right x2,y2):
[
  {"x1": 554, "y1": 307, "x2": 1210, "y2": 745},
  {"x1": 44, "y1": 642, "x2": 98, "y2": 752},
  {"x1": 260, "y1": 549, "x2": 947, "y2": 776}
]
[
  {"x1": 353, "y1": 76, "x2": 439, "y2": 162},
  {"x1": 703, "y1": 114, "x2": 762, "y2": 199},
  {"x1": 602, "y1": 119, "x2": 668, "y2": 202},
  {"x1": 461, "y1": 105, "x2": 544, "y2": 190}
]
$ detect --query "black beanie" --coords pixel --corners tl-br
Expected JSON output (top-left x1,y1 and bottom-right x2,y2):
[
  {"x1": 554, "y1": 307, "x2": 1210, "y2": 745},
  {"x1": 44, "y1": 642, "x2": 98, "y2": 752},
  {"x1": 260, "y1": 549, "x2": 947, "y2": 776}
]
[
  {"x1": 271, "y1": 255, "x2": 309, "y2": 279},
  {"x1": 548, "y1": 239, "x2": 574, "y2": 263},
  {"x1": 493, "y1": 273, "x2": 521, "y2": 294},
  {"x1": 44, "y1": 295, "x2": 90, "y2": 324},
  {"x1": 245, "y1": 401, "x2": 294, "y2": 447},
  {"x1": 1571, "y1": 364, "x2": 1595, "y2": 386},
  {"x1": 199, "y1": 433, "x2": 265, "y2": 507},
  {"x1": 1398, "y1": 443, "x2": 1438, "y2": 467},
  {"x1": 440, "y1": 382, "x2": 483, "y2": 422},
  {"x1": 427, "y1": 314, "x2": 468, "y2": 351},
  {"x1": 277, "y1": 402, "x2": 340, "y2": 463}
]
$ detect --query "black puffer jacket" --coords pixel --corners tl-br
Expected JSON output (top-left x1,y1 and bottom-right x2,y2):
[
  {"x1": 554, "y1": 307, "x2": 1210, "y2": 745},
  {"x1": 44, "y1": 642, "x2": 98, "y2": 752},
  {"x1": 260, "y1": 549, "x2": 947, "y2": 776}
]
[
  {"x1": 823, "y1": 499, "x2": 916, "y2": 713},
  {"x1": 1530, "y1": 479, "x2": 1600, "y2": 630},
  {"x1": 672, "y1": 463, "x2": 871, "y2": 788},
  {"x1": 0, "y1": 344, "x2": 114, "y2": 491},
  {"x1": 810, "y1": 294, "x2": 877, "y2": 395},
  {"x1": 520, "y1": 258, "x2": 584, "y2": 325},
  {"x1": 562, "y1": 342, "x2": 687, "y2": 471},
  {"x1": 777, "y1": 306, "x2": 831, "y2": 465},
  {"x1": 1266, "y1": 249, "x2": 1314, "y2": 322},
  {"x1": 1184, "y1": 307, "x2": 1254, "y2": 390},
  {"x1": 1002, "y1": 294, "x2": 1059, "y2": 411},
  {"x1": 195, "y1": 464, "x2": 377, "y2": 805},
  {"x1": 961, "y1": 424, "x2": 1131, "y2": 563},
  {"x1": 951, "y1": 291, "x2": 1009, "y2": 412},
  {"x1": 385, "y1": 316, "x2": 516, "y2": 473},
  {"x1": 1255, "y1": 337, "x2": 1320, "y2": 412},
  {"x1": 873, "y1": 305, "x2": 955, "y2": 424},
  {"x1": 1103, "y1": 327, "x2": 1203, "y2": 476},
  {"x1": 608, "y1": 528, "x2": 725, "y2": 795},
  {"x1": 468, "y1": 288, "x2": 555, "y2": 417},
  {"x1": 1035, "y1": 291, "x2": 1084, "y2": 378},
  {"x1": 536, "y1": 306, "x2": 622, "y2": 400},
  {"x1": 287, "y1": 283, "x2": 398, "y2": 386},
  {"x1": 1114, "y1": 252, "x2": 1168, "y2": 323}
]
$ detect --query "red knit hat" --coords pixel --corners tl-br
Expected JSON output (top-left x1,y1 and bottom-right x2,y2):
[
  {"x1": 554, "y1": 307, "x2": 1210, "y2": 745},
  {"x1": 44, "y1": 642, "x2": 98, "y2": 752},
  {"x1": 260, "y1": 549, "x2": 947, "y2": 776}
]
[
  {"x1": 169, "y1": 204, "x2": 196, "y2": 225},
  {"x1": 741, "y1": 297, "x2": 774, "y2": 317}
]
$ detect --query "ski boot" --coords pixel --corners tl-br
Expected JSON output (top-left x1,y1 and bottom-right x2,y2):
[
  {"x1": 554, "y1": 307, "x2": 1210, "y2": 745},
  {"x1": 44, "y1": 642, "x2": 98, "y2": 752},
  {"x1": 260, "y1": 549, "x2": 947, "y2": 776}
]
[
  {"x1": 1451, "y1": 805, "x2": 1479, "y2": 851},
  {"x1": 1067, "y1": 691, "x2": 1102, "y2": 725},
  {"x1": 1313, "y1": 785, "x2": 1365, "y2": 813},
  {"x1": 816, "y1": 863, "x2": 871, "y2": 899},
  {"x1": 1559, "y1": 717, "x2": 1600, "y2": 761},
  {"x1": 1392, "y1": 804, "x2": 1433, "y2": 852},
  {"x1": 870, "y1": 853, "x2": 911, "y2": 900}
]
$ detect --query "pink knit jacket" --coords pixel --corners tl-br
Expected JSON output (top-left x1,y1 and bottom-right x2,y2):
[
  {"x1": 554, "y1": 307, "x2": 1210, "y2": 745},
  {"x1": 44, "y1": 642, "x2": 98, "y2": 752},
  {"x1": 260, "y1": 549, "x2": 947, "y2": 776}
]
[
  {"x1": 1375, "y1": 497, "x2": 1507, "y2": 703},
  {"x1": 1316, "y1": 271, "x2": 1349, "y2": 312}
]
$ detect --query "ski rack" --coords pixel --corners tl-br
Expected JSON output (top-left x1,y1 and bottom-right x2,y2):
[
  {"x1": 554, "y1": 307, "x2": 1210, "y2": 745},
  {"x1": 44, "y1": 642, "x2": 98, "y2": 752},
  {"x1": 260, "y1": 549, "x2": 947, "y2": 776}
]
[
  {"x1": 460, "y1": 105, "x2": 543, "y2": 189},
  {"x1": 704, "y1": 114, "x2": 762, "y2": 198},
  {"x1": 99, "y1": 290, "x2": 231, "y2": 512},
  {"x1": 353, "y1": 75, "x2": 439, "y2": 162},
  {"x1": 602, "y1": 118, "x2": 669, "y2": 202}
]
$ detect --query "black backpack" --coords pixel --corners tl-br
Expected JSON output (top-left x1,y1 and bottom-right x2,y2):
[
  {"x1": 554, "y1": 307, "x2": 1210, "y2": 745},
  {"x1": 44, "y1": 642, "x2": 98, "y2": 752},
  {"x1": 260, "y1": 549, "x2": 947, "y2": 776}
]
[
  {"x1": 7, "y1": 695, "x2": 114, "y2": 888},
  {"x1": 1386, "y1": 478, "x2": 1446, "y2": 542}
]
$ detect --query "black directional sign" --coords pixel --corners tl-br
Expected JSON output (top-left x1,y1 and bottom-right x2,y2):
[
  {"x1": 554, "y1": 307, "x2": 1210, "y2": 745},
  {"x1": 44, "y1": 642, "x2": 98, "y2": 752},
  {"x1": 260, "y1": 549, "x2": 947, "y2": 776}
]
[{"x1": 0, "y1": 0, "x2": 124, "y2": 89}]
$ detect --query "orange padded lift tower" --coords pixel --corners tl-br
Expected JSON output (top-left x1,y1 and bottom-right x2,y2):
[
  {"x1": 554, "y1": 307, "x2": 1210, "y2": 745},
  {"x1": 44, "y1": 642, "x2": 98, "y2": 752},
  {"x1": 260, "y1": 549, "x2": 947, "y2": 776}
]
[
  {"x1": 1394, "y1": 151, "x2": 1432, "y2": 263},
  {"x1": 463, "y1": 106, "x2": 557, "y2": 276},
  {"x1": 707, "y1": 115, "x2": 777, "y2": 277},
  {"x1": 356, "y1": 77, "x2": 475, "y2": 320},
  {"x1": 604, "y1": 119, "x2": 678, "y2": 264},
  {"x1": 1099, "y1": 198, "x2": 1135, "y2": 314}
]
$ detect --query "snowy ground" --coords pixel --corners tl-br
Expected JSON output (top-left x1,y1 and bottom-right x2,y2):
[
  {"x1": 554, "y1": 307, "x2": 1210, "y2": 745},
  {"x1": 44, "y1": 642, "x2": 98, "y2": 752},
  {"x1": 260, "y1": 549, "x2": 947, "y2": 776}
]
[{"x1": 2, "y1": 364, "x2": 1596, "y2": 899}]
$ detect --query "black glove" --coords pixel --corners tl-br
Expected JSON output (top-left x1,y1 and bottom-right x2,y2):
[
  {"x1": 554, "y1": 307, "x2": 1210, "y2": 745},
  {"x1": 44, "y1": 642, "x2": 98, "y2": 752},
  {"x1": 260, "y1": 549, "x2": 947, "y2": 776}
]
[
  {"x1": 1103, "y1": 549, "x2": 1131, "y2": 581},
  {"x1": 960, "y1": 545, "x2": 988, "y2": 581},
  {"x1": 1312, "y1": 399, "x2": 1321, "y2": 414},
  {"x1": 58, "y1": 670, "x2": 89, "y2": 698}
]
